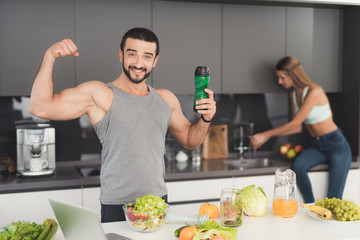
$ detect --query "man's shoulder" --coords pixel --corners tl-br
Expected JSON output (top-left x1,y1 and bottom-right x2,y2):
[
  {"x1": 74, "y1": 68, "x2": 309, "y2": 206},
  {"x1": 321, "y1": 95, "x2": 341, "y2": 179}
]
[
  {"x1": 77, "y1": 80, "x2": 112, "y2": 94},
  {"x1": 78, "y1": 80, "x2": 109, "y2": 88},
  {"x1": 154, "y1": 88, "x2": 178, "y2": 108},
  {"x1": 77, "y1": 80, "x2": 113, "y2": 105},
  {"x1": 154, "y1": 88, "x2": 177, "y2": 100}
]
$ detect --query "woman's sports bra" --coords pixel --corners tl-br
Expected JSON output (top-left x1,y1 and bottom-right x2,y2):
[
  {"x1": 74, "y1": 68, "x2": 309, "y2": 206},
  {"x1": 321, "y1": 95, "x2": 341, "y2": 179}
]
[{"x1": 293, "y1": 86, "x2": 332, "y2": 124}]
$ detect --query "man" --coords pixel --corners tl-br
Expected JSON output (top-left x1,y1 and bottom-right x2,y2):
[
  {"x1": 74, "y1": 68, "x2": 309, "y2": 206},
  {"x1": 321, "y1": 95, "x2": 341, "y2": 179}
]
[{"x1": 29, "y1": 28, "x2": 216, "y2": 222}]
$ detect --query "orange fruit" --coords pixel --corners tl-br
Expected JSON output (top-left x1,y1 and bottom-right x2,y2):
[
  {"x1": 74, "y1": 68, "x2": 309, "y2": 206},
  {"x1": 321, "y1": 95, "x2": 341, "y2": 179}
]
[
  {"x1": 199, "y1": 202, "x2": 219, "y2": 219},
  {"x1": 179, "y1": 225, "x2": 197, "y2": 240}
]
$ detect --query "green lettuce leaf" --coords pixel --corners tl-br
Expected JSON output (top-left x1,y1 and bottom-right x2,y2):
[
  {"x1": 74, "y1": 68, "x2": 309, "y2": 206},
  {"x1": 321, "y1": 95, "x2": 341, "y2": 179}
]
[
  {"x1": 241, "y1": 184, "x2": 268, "y2": 217},
  {"x1": 0, "y1": 221, "x2": 43, "y2": 240},
  {"x1": 133, "y1": 195, "x2": 167, "y2": 212},
  {"x1": 193, "y1": 220, "x2": 238, "y2": 240}
]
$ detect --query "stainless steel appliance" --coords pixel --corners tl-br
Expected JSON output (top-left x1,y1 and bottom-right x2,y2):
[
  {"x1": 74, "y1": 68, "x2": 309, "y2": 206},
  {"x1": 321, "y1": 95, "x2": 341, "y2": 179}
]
[{"x1": 16, "y1": 121, "x2": 55, "y2": 176}]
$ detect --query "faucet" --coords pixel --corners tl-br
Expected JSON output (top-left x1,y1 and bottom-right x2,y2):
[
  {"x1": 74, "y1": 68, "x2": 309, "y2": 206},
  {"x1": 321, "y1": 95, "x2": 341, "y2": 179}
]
[{"x1": 234, "y1": 121, "x2": 254, "y2": 157}]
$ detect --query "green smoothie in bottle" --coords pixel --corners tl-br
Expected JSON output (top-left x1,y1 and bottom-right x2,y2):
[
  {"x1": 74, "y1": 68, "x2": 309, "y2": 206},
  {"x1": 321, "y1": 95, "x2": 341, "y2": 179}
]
[{"x1": 193, "y1": 66, "x2": 210, "y2": 112}]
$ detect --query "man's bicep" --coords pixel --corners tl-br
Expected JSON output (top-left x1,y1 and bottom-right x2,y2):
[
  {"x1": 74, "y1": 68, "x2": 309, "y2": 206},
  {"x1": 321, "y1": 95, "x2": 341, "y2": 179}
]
[
  {"x1": 44, "y1": 87, "x2": 92, "y2": 120},
  {"x1": 168, "y1": 108, "x2": 192, "y2": 147}
]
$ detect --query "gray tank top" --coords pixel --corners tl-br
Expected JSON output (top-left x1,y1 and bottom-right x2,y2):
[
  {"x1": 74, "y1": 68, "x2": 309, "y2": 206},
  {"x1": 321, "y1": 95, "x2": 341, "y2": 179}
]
[{"x1": 93, "y1": 83, "x2": 171, "y2": 204}]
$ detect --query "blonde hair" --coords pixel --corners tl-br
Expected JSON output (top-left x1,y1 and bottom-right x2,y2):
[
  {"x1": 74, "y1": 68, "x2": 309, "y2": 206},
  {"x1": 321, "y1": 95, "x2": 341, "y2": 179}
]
[{"x1": 276, "y1": 56, "x2": 313, "y2": 89}]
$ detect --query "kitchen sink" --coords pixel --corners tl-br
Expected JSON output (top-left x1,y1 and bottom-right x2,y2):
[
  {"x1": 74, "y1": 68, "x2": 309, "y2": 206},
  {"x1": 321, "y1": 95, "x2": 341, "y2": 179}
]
[
  {"x1": 223, "y1": 157, "x2": 271, "y2": 169},
  {"x1": 228, "y1": 150, "x2": 278, "y2": 159}
]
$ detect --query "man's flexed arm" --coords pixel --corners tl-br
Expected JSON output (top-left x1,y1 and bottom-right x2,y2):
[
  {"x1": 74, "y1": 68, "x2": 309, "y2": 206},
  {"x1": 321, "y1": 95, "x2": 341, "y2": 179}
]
[{"x1": 29, "y1": 39, "x2": 92, "y2": 120}]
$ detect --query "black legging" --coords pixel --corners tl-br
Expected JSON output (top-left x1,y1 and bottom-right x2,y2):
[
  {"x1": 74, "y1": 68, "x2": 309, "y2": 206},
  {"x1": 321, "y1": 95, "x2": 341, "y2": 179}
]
[{"x1": 101, "y1": 195, "x2": 168, "y2": 223}]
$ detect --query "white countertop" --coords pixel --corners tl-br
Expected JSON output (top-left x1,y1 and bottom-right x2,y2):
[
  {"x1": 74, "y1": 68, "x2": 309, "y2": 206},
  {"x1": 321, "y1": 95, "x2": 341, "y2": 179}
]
[
  {"x1": 100, "y1": 201, "x2": 360, "y2": 240},
  {"x1": 52, "y1": 201, "x2": 360, "y2": 240}
]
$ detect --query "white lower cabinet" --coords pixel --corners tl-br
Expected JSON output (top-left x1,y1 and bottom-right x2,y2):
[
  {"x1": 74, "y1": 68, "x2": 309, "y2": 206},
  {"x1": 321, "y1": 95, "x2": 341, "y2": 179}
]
[
  {"x1": 166, "y1": 169, "x2": 360, "y2": 206},
  {"x1": 0, "y1": 188, "x2": 81, "y2": 227},
  {"x1": 166, "y1": 175, "x2": 276, "y2": 204}
]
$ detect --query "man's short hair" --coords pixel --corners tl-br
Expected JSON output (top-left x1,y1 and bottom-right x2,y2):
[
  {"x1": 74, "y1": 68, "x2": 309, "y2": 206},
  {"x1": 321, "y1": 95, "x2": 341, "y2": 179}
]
[{"x1": 120, "y1": 27, "x2": 159, "y2": 57}]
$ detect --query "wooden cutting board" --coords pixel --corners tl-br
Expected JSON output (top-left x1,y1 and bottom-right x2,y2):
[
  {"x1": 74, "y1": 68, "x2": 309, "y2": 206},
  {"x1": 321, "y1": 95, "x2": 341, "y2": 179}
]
[{"x1": 202, "y1": 124, "x2": 229, "y2": 159}]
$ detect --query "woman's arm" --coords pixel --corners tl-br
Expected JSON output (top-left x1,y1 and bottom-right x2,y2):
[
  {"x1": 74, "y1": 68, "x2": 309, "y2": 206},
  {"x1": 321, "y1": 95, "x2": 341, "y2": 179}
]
[{"x1": 250, "y1": 87, "x2": 322, "y2": 149}]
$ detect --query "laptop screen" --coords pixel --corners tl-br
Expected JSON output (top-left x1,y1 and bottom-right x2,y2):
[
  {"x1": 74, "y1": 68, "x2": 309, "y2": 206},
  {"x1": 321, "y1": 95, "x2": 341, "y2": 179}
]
[{"x1": 49, "y1": 198, "x2": 132, "y2": 240}]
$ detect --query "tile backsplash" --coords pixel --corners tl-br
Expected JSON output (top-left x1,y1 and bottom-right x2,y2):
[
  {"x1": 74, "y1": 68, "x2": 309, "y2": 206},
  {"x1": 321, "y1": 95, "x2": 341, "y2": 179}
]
[{"x1": 0, "y1": 92, "x2": 346, "y2": 162}]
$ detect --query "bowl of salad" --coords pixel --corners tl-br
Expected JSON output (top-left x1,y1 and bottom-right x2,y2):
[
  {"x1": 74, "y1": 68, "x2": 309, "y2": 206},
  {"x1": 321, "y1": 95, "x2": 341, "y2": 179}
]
[{"x1": 123, "y1": 195, "x2": 169, "y2": 232}]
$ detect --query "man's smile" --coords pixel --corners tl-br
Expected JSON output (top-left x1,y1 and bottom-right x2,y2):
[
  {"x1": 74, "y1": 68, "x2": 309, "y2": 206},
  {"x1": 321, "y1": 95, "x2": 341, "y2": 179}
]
[{"x1": 130, "y1": 66, "x2": 146, "y2": 75}]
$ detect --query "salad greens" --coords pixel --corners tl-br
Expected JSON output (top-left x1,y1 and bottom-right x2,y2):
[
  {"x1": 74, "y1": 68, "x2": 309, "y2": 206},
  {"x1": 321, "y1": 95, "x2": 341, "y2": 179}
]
[
  {"x1": 124, "y1": 195, "x2": 168, "y2": 232},
  {"x1": 193, "y1": 220, "x2": 238, "y2": 240},
  {"x1": 133, "y1": 195, "x2": 167, "y2": 212},
  {"x1": 241, "y1": 184, "x2": 268, "y2": 217},
  {"x1": 0, "y1": 221, "x2": 43, "y2": 240}
]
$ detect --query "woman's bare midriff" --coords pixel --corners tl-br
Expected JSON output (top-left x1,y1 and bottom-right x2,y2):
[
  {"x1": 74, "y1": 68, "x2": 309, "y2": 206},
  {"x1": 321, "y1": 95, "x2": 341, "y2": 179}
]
[{"x1": 305, "y1": 117, "x2": 338, "y2": 137}]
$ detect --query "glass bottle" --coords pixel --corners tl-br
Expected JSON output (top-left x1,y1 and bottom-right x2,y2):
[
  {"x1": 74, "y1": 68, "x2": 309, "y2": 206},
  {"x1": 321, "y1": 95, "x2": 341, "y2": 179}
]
[
  {"x1": 220, "y1": 188, "x2": 243, "y2": 227},
  {"x1": 272, "y1": 168, "x2": 298, "y2": 218}
]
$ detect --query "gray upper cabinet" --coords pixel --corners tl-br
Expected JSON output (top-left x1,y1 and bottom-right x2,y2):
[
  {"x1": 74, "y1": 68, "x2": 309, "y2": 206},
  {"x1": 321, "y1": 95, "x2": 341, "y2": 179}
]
[
  {"x1": 0, "y1": 1, "x2": 344, "y2": 96},
  {"x1": 286, "y1": 7, "x2": 342, "y2": 92},
  {"x1": 75, "y1": 0, "x2": 152, "y2": 85},
  {"x1": 222, "y1": 5, "x2": 286, "y2": 94},
  {"x1": 286, "y1": 7, "x2": 314, "y2": 79},
  {"x1": 0, "y1": 0, "x2": 75, "y2": 96},
  {"x1": 312, "y1": 8, "x2": 342, "y2": 92},
  {"x1": 152, "y1": 1, "x2": 222, "y2": 94}
]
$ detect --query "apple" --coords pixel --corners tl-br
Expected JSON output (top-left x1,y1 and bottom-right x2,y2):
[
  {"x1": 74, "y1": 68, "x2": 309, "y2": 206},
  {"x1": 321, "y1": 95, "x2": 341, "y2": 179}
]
[
  {"x1": 279, "y1": 145, "x2": 289, "y2": 155},
  {"x1": 285, "y1": 142, "x2": 291, "y2": 149},
  {"x1": 287, "y1": 149, "x2": 296, "y2": 159},
  {"x1": 294, "y1": 145, "x2": 303, "y2": 153}
]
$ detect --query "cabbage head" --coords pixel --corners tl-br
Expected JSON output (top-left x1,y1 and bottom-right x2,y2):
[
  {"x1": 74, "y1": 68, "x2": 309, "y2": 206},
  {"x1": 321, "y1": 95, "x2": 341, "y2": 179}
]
[{"x1": 240, "y1": 184, "x2": 268, "y2": 217}]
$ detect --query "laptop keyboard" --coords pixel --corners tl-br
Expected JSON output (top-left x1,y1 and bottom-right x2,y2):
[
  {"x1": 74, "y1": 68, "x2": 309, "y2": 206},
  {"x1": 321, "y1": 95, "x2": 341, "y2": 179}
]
[{"x1": 106, "y1": 233, "x2": 133, "y2": 240}]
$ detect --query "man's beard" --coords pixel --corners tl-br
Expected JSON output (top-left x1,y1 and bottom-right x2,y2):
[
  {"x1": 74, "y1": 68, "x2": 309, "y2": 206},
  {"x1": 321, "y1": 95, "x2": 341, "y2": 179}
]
[{"x1": 122, "y1": 62, "x2": 152, "y2": 84}]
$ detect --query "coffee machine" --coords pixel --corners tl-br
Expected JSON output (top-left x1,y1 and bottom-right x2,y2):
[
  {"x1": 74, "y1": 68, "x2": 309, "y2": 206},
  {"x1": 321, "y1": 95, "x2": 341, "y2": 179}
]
[{"x1": 16, "y1": 121, "x2": 56, "y2": 176}]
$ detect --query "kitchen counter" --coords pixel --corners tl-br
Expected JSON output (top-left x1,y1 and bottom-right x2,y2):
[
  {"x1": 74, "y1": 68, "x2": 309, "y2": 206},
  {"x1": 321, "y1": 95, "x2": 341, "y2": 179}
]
[
  {"x1": 52, "y1": 201, "x2": 360, "y2": 240},
  {"x1": 1, "y1": 151, "x2": 359, "y2": 194}
]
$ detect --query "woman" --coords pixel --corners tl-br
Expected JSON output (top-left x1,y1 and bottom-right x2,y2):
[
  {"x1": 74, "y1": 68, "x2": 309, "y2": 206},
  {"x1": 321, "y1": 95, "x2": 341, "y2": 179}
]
[{"x1": 250, "y1": 56, "x2": 352, "y2": 203}]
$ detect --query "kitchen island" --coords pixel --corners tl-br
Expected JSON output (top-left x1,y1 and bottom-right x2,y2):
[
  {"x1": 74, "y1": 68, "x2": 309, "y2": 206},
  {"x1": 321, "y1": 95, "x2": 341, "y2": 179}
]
[
  {"x1": 52, "y1": 201, "x2": 360, "y2": 240},
  {"x1": 1, "y1": 151, "x2": 359, "y2": 228}
]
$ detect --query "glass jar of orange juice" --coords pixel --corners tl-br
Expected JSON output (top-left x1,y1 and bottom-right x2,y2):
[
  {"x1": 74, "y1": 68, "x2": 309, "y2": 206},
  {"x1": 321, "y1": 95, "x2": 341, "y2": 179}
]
[{"x1": 273, "y1": 168, "x2": 298, "y2": 218}]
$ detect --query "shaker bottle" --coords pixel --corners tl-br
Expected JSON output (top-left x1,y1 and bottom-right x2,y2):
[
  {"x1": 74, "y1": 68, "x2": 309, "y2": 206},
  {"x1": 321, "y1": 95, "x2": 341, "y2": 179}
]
[
  {"x1": 272, "y1": 168, "x2": 298, "y2": 218},
  {"x1": 193, "y1": 66, "x2": 210, "y2": 112},
  {"x1": 220, "y1": 188, "x2": 243, "y2": 227}
]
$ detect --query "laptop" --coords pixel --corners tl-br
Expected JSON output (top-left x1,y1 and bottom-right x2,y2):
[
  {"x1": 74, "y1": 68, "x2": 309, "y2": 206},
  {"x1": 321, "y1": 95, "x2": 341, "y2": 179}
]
[{"x1": 49, "y1": 198, "x2": 132, "y2": 240}]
